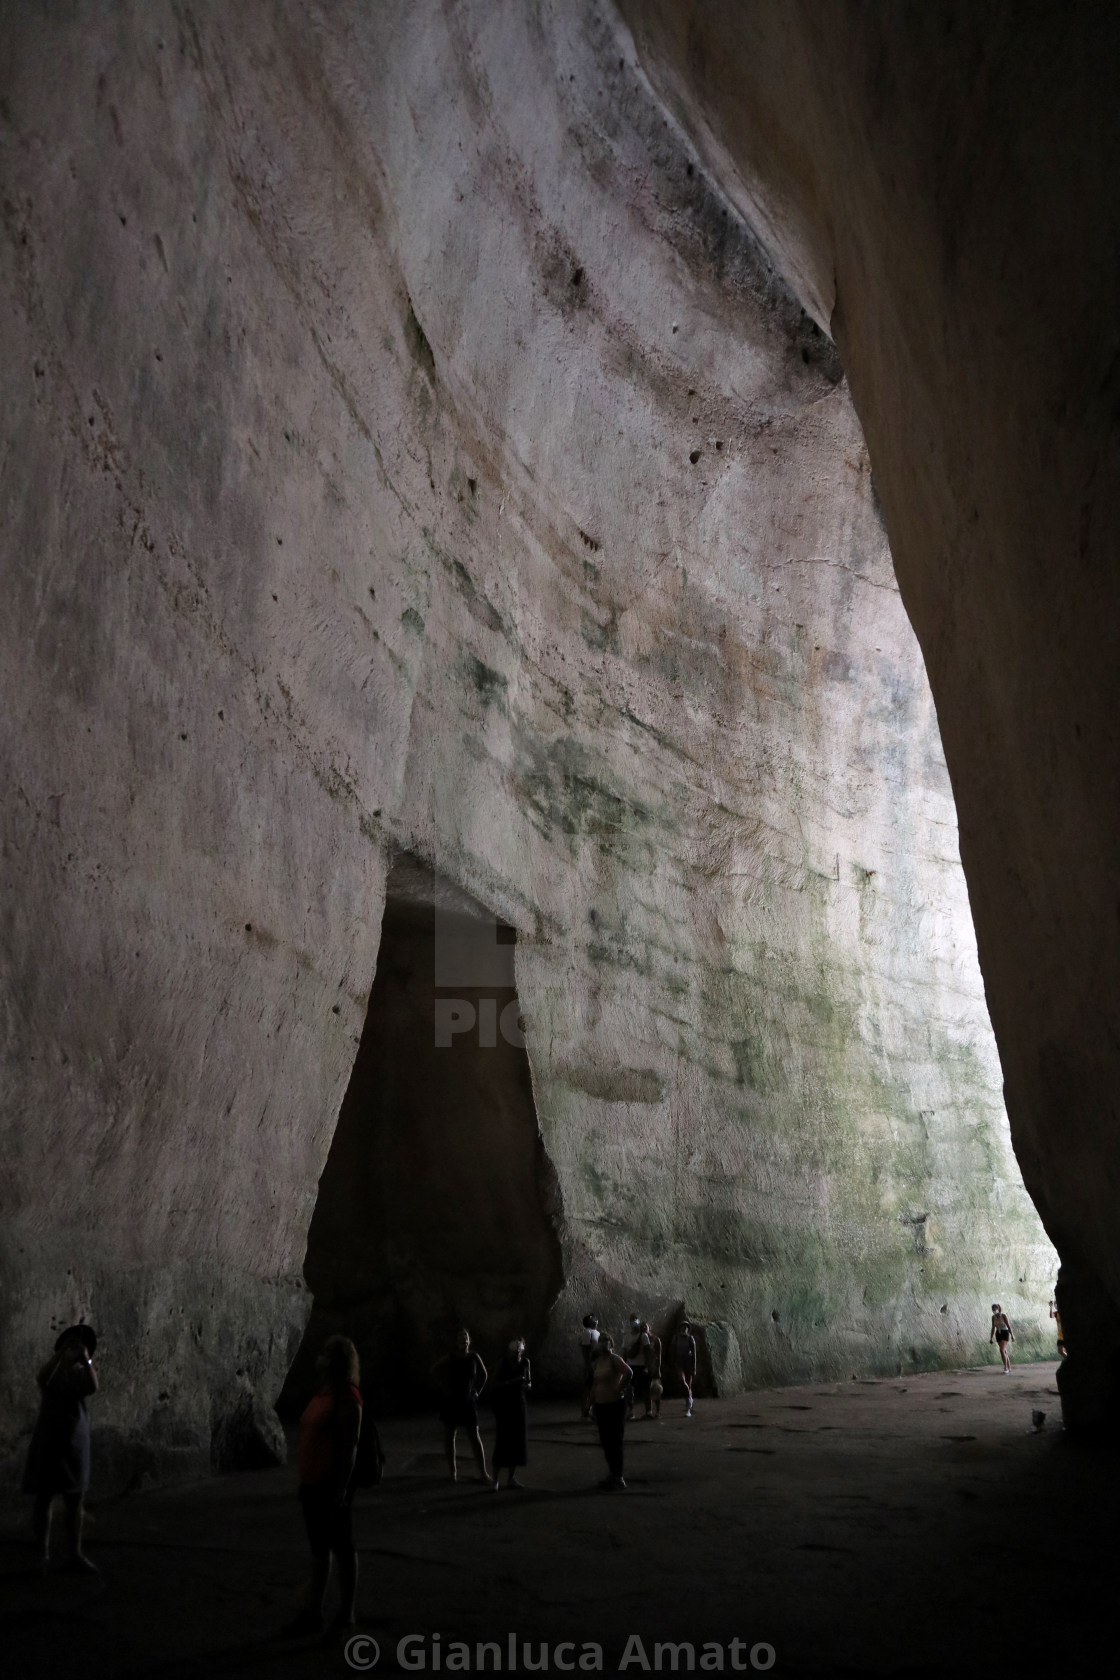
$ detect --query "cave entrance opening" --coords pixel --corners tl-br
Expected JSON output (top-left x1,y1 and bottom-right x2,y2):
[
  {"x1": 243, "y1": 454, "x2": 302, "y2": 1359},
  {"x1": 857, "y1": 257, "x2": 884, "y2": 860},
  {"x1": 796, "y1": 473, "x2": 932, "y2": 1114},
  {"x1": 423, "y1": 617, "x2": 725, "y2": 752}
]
[{"x1": 282, "y1": 855, "x2": 563, "y2": 1412}]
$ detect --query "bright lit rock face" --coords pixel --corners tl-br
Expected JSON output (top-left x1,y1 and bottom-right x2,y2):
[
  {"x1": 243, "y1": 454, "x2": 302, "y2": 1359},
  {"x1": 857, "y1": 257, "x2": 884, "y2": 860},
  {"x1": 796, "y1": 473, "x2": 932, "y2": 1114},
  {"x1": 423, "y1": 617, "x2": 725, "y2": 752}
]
[
  {"x1": 621, "y1": 0, "x2": 1120, "y2": 1431},
  {"x1": 0, "y1": 1, "x2": 1054, "y2": 1473}
]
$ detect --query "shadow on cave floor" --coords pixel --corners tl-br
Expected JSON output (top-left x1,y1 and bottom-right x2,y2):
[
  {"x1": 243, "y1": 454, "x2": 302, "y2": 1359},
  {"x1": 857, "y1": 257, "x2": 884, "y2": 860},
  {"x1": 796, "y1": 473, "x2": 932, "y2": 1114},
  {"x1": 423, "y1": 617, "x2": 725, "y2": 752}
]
[
  {"x1": 2, "y1": 1365, "x2": 1118, "y2": 1678},
  {"x1": 281, "y1": 860, "x2": 563, "y2": 1419}
]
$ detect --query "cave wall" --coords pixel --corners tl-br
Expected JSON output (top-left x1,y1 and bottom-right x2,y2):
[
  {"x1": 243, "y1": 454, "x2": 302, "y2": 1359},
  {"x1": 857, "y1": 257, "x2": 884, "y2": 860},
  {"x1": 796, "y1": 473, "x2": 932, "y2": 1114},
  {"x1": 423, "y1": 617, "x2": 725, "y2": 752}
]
[
  {"x1": 620, "y1": 0, "x2": 1120, "y2": 1428},
  {"x1": 0, "y1": 0, "x2": 1054, "y2": 1470}
]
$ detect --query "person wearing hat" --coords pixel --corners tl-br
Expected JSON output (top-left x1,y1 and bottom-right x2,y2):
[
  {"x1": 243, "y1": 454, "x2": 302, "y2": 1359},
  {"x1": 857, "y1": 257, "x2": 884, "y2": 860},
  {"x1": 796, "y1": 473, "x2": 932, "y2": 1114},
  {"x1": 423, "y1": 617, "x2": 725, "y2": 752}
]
[{"x1": 23, "y1": 1323, "x2": 99, "y2": 1572}]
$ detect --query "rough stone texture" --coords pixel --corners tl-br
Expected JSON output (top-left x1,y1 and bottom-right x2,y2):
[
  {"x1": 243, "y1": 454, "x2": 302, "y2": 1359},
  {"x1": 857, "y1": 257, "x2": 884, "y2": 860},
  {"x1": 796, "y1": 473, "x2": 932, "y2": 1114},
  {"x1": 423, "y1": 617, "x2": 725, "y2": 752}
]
[
  {"x1": 0, "y1": 0, "x2": 1054, "y2": 1470},
  {"x1": 621, "y1": 0, "x2": 1120, "y2": 1429},
  {"x1": 209, "y1": 1375, "x2": 287, "y2": 1475}
]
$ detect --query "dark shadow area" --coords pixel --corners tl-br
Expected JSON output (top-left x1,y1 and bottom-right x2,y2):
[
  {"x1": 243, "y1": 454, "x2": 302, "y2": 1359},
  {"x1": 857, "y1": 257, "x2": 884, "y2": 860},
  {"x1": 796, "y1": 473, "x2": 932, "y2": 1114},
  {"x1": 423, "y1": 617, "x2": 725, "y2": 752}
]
[
  {"x1": 4, "y1": 1376, "x2": 1118, "y2": 1679},
  {"x1": 280, "y1": 858, "x2": 563, "y2": 1414}
]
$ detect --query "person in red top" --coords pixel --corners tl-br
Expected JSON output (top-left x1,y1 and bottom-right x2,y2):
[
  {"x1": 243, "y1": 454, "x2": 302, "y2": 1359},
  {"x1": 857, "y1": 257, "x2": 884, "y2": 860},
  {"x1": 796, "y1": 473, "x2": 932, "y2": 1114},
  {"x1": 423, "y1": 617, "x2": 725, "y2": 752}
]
[{"x1": 285, "y1": 1335, "x2": 363, "y2": 1636}]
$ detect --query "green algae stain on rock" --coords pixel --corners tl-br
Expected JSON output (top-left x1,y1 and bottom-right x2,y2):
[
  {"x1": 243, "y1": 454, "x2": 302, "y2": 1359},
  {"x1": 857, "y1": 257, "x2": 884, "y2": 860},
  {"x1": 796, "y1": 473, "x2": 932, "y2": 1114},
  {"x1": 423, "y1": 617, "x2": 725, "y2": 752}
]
[
  {"x1": 511, "y1": 728, "x2": 667, "y2": 869},
  {"x1": 461, "y1": 651, "x2": 509, "y2": 711},
  {"x1": 555, "y1": 1064, "x2": 665, "y2": 1104},
  {"x1": 730, "y1": 1033, "x2": 775, "y2": 1095}
]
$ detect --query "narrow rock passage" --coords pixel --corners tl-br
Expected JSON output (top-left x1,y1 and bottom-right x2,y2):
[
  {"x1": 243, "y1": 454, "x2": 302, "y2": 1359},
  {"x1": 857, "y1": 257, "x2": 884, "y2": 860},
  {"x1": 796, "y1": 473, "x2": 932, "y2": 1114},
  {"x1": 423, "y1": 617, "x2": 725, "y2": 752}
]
[{"x1": 2, "y1": 1364, "x2": 1113, "y2": 1677}]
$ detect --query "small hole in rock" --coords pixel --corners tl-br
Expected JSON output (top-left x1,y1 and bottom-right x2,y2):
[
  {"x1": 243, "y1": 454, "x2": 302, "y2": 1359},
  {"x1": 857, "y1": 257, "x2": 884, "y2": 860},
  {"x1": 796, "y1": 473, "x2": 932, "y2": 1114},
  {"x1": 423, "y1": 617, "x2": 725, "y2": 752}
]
[{"x1": 689, "y1": 449, "x2": 701, "y2": 464}]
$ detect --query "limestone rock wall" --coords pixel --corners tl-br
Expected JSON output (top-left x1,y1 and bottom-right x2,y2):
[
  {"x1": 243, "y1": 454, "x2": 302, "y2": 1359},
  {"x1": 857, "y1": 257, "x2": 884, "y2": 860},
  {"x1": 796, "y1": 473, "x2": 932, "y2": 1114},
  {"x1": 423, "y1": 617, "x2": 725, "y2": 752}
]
[
  {"x1": 0, "y1": 0, "x2": 1053, "y2": 1472},
  {"x1": 621, "y1": 0, "x2": 1120, "y2": 1428}
]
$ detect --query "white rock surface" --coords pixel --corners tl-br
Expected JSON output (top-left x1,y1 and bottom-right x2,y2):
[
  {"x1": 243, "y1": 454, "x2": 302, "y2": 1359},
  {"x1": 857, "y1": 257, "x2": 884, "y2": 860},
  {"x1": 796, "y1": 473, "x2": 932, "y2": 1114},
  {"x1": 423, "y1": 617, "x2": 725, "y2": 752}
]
[{"x1": 0, "y1": 1, "x2": 1053, "y2": 1466}]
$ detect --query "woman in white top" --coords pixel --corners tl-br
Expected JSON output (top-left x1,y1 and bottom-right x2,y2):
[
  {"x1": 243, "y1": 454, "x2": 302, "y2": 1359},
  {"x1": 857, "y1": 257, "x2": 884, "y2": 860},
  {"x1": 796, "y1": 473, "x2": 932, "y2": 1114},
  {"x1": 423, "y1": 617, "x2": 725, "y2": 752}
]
[
  {"x1": 590, "y1": 1337, "x2": 632, "y2": 1490},
  {"x1": 990, "y1": 1304, "x2": 1014, "y2": 1372}
]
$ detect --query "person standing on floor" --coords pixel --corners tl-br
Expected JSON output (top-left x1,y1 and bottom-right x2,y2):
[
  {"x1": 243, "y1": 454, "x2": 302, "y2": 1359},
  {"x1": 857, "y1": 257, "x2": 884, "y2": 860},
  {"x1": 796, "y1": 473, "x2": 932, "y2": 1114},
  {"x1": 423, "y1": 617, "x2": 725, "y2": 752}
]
[
  {"x1": 287, "y1": 1334, "x2": 363, "y2": 1636},
  {"x1": 673, "y1": 1319, "x2": 698, "y2": 1417},
  {"x1": 1049, "y1": 1296, "x2": 1067, "y2": 1358},
  {"x1": 644, "y1": 1321, "x2": 664, "y2": 1420},
  {"x1": 23, "y1": 1323, "x2": 99, "y2": 1573},
  {"x1": 434, "y1": 1328, "x2": 493, "y2": 1484},
  {"x1": 990, "y1": 1303, "x2": 1015, "y2": 1372},
  {"x1": 590, "y1": 1336, "x2": 633, "y2": 1490},
  {"x1": 625, "y1": 1315, "x2": 650, "y2": 1420},
  {"x1": 579, "y1": 1314, "x2": 600, "y2": 1419},
  {"x1": 491, "y1": 1336, "x2": 532, "y2": 1489}
]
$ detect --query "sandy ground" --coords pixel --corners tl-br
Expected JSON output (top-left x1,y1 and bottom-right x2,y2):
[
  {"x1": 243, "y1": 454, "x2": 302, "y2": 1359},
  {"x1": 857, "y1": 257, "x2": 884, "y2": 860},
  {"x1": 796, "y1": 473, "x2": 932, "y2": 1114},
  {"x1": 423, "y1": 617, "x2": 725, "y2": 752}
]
[{"x1": 1, "y1": 1362, "x2": 1115, "y2": 1678}]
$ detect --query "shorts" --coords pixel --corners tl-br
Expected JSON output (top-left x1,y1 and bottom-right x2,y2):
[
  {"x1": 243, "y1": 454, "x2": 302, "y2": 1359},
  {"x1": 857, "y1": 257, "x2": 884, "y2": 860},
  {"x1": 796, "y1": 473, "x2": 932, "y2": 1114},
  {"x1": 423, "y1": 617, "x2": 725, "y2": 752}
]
[{"x1": 996, "y1": 1330, "x2": 1010, "y2": 1344}]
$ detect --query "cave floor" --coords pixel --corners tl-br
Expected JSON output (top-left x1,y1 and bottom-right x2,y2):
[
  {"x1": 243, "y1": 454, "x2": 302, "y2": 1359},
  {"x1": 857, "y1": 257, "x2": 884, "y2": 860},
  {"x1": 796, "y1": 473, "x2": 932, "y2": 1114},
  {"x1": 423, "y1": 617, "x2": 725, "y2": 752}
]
[{"x1": 2, "y1": 1361, "x2": 1116, "y2": 1679}]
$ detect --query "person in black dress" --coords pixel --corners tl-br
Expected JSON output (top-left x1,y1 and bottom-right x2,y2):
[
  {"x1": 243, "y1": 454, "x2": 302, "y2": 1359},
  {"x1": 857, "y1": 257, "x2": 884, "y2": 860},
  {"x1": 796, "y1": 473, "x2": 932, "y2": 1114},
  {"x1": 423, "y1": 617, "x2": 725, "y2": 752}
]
[
  {"x1": 491, "y1": 1337, "x2": 531, "y2": 1489},
  {"x1": 433, "y1": 1328, "x2": 493, "y2": 1483},
  {"x1": 23, "y1": 1323, "x2": 99, "y2": 1571}
]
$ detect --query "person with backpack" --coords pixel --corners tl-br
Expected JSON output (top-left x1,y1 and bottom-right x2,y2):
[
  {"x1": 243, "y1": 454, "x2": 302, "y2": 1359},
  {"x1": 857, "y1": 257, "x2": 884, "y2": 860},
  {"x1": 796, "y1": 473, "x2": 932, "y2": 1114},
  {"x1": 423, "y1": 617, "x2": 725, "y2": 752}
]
[
  {"x1": 285, "y1": 1335, "x2": 364, "y2": 1636},
  {"x1": 673, "y1": 1319, "x2": 698, "y2": 1418}
]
